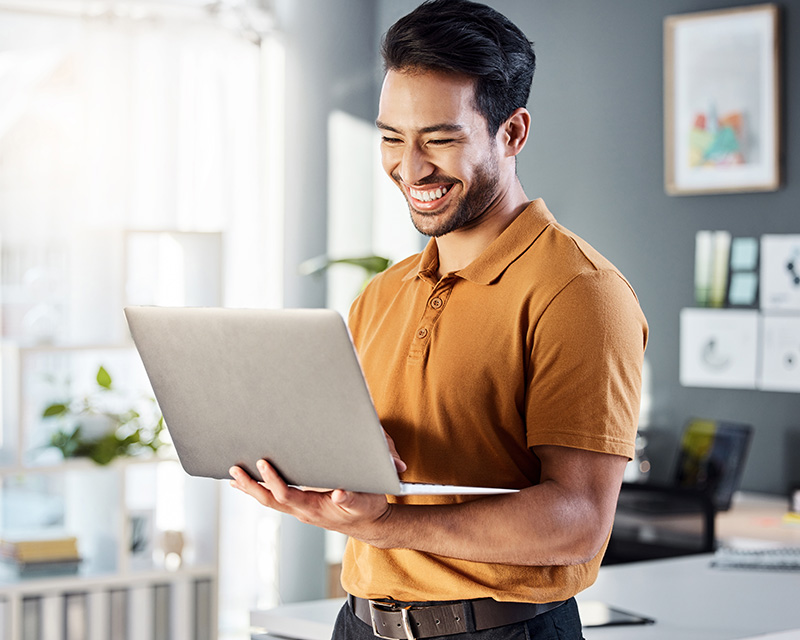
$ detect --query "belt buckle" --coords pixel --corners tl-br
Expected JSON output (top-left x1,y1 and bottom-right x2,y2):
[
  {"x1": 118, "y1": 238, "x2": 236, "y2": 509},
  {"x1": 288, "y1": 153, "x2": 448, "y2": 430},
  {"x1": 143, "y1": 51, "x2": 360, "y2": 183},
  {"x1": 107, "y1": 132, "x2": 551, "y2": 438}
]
[{"x1": 368, "y1": 600, "x2": 417, "y2": 640}]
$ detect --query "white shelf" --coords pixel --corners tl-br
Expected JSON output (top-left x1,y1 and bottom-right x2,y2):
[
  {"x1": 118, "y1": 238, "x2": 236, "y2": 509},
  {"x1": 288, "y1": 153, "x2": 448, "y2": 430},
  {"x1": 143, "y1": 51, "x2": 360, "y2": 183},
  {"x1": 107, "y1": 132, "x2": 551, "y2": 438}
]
[
  {"x1": 0, "y1": 340, "x2": 220, "y2": 639},
  {"x1": 0, "y1": 562, "x2": 217, "y2": 595},
  {"x1": 0, "y1": 449, "x2": 179, "y2": 477}
]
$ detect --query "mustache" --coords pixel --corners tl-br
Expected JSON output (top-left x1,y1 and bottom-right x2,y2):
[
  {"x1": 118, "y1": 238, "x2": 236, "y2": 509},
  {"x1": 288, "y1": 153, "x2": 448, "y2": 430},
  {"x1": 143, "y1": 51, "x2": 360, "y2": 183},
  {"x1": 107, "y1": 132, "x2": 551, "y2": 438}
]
[{"x1": 392, "y1": 172, "x2": 460, "y2": 187}]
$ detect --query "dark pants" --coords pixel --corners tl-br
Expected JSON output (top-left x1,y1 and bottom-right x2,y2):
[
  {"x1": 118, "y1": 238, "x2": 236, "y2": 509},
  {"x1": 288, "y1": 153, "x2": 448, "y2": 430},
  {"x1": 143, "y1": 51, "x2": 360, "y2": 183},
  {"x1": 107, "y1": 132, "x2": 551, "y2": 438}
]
[{"x1": 331, "y1": 597, "x2": 584, "y2": 640}]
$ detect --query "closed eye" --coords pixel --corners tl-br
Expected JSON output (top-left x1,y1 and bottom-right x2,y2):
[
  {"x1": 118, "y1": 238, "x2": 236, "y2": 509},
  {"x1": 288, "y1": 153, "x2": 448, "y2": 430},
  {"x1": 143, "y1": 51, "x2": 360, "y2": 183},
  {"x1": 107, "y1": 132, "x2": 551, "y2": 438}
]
[{"x1": 381, "y1": 136, "x2": 403, "y2": 145}]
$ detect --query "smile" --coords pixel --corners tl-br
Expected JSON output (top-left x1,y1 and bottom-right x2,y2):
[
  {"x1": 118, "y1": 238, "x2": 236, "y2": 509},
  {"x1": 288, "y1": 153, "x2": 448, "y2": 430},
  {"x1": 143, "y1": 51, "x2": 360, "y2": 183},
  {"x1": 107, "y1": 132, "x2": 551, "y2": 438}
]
[
  {"x1": 402, "y1": 181, "x2": 457, "y2": 211},
  {"x1": 409, "y1": 186, "x2": 449, "y2": 203}
]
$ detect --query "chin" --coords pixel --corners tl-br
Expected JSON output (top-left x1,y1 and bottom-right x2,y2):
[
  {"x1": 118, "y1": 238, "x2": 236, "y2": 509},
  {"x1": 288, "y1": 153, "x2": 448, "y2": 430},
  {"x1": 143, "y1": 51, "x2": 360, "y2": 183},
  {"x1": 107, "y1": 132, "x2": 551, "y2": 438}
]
[{"x1": 409, "y1": 209, "x2": 452, "y2": 238}]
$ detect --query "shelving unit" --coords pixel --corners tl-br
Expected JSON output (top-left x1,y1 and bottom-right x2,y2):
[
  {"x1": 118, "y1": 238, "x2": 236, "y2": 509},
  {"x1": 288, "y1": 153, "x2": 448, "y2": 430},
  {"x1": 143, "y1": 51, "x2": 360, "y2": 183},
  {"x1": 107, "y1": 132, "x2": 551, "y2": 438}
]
[
  {"x1": 0, "y1": 225, "x2": 228, "y2": 638},
  {"x1": 0, "y1": 342, "x2": 220, "y2": 639}
]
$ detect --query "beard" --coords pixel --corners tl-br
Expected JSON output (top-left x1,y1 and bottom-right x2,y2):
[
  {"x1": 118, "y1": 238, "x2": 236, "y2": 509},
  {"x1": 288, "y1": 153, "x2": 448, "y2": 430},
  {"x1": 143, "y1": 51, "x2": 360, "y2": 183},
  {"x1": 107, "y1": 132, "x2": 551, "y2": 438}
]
[{"x1": 396, "y1": 155, "x2": 500, "y2": 238}]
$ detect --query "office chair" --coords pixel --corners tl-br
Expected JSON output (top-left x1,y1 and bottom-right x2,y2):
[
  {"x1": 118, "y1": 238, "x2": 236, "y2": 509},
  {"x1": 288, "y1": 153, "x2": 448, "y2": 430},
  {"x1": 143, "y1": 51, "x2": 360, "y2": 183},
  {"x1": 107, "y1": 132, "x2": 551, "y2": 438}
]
[{"x1": 603, "y1": 481, "x2": 716, "y2": 565}]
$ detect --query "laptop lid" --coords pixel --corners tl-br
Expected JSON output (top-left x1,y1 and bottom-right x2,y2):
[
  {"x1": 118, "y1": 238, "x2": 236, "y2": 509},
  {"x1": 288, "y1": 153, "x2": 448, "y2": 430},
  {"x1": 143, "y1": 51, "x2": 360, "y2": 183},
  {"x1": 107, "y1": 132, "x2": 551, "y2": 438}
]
[{"x1": 124, "y1": 306, "x2": 515, "y2": 496}]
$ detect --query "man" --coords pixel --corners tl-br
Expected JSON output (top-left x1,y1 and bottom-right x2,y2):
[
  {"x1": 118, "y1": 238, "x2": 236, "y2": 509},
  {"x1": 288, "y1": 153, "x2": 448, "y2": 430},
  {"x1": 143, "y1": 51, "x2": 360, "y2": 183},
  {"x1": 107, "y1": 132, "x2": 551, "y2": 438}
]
[{"x1": 229, "y1": 1, "x2": 648, "y2": 638}]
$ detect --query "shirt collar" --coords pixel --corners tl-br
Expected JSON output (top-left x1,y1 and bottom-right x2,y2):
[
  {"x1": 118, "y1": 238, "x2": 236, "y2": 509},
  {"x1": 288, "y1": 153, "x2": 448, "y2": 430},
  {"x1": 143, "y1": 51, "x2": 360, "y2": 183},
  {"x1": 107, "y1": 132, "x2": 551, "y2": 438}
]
[{"x1": 402, "y1": 199, "x2": 556, "y2": 285}]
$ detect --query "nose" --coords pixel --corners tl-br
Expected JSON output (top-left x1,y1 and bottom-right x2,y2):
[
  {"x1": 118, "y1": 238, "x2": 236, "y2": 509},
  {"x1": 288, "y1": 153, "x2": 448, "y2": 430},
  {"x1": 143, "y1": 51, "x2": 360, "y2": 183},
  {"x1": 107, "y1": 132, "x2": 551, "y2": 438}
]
[{"x1": 398, "y1": 144, "x2": 434, "y2": 185}]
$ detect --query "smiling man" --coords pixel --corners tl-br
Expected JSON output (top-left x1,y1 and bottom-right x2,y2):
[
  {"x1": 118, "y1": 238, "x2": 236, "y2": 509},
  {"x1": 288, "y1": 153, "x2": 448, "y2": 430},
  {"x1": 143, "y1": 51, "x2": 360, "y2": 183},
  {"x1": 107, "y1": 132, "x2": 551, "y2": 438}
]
[{"x1": 229, "y1": 1, "x2": 648, "y2": 638}]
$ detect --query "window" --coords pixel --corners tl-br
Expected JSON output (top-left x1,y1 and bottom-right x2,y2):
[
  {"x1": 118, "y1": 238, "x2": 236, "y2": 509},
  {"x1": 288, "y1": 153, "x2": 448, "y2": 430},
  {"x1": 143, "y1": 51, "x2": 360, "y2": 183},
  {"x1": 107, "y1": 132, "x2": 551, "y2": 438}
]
[{"x1": 0, "y1": 2, "x2": 285, "y2": 637}]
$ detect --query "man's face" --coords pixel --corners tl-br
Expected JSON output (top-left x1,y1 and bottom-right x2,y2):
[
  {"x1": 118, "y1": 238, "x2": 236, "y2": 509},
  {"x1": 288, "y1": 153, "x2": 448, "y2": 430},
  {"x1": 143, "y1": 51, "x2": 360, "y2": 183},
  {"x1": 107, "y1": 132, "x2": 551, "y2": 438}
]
[{"x1": 376, "y1": 69, "x2": 502, "y2": 238}]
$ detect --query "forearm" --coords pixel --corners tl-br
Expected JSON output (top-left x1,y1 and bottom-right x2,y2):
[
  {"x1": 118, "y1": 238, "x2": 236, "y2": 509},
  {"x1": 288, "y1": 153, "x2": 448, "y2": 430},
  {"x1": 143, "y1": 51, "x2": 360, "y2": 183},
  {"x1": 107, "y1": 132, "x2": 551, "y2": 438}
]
[
  {"x1": 351, "y1": 446, "x2": 627, "y2": 566},
  {"x1": 358, "y1": 481, "x2": 608, "y2": 566}
]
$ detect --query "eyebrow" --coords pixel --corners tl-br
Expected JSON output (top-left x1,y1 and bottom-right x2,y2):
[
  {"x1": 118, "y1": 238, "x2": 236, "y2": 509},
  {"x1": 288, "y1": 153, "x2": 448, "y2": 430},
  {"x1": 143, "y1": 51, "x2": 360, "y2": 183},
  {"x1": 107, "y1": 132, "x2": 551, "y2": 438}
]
[{"x1": 375, "y1": 120, "x2": 465, "y2": 135}]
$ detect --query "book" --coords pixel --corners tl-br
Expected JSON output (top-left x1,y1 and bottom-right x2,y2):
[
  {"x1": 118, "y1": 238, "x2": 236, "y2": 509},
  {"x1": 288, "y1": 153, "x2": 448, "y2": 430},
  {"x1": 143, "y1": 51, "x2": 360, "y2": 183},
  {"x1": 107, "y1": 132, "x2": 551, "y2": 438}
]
[{"x1": 0, "y1": 532, "x2": 80, "y2": 563}]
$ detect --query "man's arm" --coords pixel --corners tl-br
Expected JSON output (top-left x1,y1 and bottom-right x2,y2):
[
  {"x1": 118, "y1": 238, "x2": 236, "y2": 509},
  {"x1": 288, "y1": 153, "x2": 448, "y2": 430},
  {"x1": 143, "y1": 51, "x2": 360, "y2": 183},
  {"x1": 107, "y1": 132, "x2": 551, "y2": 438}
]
[{"x1": 229, "y1": 443, "x2": 627, "y2": 567}]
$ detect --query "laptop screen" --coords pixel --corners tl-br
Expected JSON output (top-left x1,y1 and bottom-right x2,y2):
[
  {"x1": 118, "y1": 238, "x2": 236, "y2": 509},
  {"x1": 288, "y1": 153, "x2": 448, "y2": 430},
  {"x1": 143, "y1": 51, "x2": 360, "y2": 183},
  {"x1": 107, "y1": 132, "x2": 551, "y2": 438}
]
[{"x1": 674, "y1": 419, "x2": 753, "y2": 511}]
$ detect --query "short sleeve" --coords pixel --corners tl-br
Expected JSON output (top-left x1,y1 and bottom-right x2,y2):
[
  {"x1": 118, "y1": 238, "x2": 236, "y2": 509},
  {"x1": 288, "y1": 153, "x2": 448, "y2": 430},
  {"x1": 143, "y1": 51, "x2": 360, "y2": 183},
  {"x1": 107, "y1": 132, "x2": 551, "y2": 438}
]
[{"x1": 525, "y1": 270, "x2": 648, "y2": 459}]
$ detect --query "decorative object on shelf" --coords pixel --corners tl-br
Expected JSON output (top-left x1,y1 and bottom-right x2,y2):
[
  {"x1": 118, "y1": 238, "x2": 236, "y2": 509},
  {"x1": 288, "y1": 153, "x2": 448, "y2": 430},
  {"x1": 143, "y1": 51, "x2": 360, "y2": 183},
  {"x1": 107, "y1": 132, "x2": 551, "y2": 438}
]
[
  {"x1": 695, "y1": 231, "x2": 761, "y2": 308},
  {"x1": 160, "y1": 529, "x2": 185, "y2": 572},
  {"x1": 728, "y1": 237, "x2": 760, "y2": 307},
  {"x1": 694, "y1": 230, "x2": 731, "y2": 307},
  {"x1": 128, "y1": 508, "x2": 156, "y2": 570},
  {"x1": 664, "y1": 4, "x2": 781, "y2": 195},
  {"x1": 41, "y1": 365, "x2": 165, "y2": 465}
]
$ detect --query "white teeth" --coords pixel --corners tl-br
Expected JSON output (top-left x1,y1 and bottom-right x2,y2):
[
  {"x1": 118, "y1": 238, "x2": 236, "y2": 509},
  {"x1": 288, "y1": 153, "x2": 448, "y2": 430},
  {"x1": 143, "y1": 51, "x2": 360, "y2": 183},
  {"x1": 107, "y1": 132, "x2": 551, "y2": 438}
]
[{"x1": 411, "y1": 186, "x2": 448, "y2": 202}]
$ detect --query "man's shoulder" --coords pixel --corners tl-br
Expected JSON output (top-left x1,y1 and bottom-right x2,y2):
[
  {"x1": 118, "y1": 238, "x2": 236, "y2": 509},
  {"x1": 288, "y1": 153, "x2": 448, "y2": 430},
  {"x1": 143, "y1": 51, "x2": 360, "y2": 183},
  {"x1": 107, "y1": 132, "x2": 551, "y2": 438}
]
[
  {"x1": 514, "y1": 221, "x2": 639, "y2": 306},
  {"x1": 540, "y1": 222, "x2": 617, "y2": 272}
]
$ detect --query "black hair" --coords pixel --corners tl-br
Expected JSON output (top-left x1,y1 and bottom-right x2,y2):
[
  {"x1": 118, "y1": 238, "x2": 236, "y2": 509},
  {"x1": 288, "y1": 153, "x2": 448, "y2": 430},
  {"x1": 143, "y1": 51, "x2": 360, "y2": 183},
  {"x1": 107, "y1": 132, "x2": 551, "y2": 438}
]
[{"x1": 381, "y1": 0, "x2": 536, "y2": 134}]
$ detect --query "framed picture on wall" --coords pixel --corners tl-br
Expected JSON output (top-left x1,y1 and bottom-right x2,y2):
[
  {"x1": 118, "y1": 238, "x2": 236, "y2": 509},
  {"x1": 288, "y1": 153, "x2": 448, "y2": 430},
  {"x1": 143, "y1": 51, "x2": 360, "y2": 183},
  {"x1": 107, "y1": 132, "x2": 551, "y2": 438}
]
[{"x1": 664, "y1": 4, "x2": 781, "y2": 195}]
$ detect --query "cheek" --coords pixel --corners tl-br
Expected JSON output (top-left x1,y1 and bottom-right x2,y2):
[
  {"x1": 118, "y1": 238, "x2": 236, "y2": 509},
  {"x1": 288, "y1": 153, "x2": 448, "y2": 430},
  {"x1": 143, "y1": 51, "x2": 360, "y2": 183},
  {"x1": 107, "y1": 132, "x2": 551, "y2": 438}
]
[{"x1": 380, "y1": 148, "x2": 399, "y2": 176}]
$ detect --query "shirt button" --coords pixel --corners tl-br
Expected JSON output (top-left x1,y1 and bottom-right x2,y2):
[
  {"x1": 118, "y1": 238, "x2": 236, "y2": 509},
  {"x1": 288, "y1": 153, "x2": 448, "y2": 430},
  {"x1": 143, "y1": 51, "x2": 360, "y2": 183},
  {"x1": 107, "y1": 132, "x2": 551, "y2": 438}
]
[
  {"x1": 416, "y1": 328, "x2": 428, "y2": 339},
  {"x1": 430, "y1": 298, "x2": 443, "y2": 309}
]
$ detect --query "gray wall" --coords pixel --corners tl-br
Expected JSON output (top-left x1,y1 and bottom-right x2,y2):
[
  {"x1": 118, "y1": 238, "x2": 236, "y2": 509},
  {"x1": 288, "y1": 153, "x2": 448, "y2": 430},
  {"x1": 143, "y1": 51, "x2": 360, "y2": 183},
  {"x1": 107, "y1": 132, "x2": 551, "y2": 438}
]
[
  {"x1": 513, "y1": 0, "x2": 799, "y2": 497},
  {"x1": 285, "y1": 1, "x2": 799, "y2": 495}
]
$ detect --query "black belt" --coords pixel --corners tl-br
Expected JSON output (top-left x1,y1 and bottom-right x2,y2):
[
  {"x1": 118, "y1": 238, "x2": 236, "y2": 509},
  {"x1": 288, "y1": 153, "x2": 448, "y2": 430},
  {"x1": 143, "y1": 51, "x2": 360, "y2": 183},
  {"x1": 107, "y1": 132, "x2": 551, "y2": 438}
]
[{"x1": 348, "y1": 594, "x2": 565, "y2": 639}]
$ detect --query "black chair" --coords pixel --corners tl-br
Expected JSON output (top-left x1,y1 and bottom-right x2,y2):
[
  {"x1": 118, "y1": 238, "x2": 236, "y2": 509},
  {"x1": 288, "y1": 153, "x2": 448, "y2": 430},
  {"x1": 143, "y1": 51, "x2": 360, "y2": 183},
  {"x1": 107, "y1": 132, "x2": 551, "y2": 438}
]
[{"x1": 603, "y1": 482, "x2": 716, "y2": 565}]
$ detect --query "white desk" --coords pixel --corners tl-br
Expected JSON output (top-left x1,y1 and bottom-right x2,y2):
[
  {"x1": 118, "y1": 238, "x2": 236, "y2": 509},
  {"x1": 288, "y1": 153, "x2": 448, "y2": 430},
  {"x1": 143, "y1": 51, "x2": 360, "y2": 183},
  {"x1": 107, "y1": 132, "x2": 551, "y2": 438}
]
[
  {"x1": 251, "y1": 554, "x2": 800, "y2": 639},
  {"x1": 251, "y1": 493, "x2": 800, "y2": 639},
  {"x1": 580, "y1": 554, "x2": 800, "y2": 640}
]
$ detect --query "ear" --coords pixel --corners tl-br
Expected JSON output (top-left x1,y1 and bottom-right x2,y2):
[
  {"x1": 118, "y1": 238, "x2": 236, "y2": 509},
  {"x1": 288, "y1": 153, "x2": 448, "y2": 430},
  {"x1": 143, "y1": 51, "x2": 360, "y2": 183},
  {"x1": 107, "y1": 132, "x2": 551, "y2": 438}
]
[{"x1": 498, "y1": 108, "x2": 530, "y2": 157}]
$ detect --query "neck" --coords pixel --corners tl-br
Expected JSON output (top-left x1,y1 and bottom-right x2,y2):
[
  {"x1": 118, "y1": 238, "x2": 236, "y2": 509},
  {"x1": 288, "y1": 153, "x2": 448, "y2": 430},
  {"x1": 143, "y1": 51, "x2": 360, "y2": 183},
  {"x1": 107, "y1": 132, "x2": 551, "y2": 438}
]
[{"x1": 434, "y1": 182, "x2": 530, "y2": 278}]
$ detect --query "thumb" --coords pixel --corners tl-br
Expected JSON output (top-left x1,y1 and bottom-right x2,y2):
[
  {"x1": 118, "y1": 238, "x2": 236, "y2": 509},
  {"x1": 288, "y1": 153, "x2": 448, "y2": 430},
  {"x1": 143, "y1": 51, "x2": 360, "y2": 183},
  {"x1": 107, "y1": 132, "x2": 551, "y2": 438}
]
[{"x1": 331, "y1": 489, "x2": 356, "y2": 508}]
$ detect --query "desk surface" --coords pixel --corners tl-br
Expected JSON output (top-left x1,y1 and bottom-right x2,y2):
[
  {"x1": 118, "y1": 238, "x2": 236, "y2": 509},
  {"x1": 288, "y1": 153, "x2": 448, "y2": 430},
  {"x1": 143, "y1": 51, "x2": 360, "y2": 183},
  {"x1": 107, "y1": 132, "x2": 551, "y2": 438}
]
[
  {"x1": 581, "y1": 554, "x2": 800, "y2": 640},
  {"x1": 252, "y1": 554, "x2": 800, "y2": 640},
  {"x1": 251, "y1": 493, "x2": 800, "y2": 640},
  {"x1": 717, "y1": 493, "x2": 800, "y2": 545}
]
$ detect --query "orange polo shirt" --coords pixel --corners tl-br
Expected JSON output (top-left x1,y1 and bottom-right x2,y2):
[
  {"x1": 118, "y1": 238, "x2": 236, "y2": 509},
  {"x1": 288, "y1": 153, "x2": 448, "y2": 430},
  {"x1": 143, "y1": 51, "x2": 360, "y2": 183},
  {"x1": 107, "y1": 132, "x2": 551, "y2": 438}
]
[{"x1": 341, "y1": 199, "x2": 648, "y2": 604}]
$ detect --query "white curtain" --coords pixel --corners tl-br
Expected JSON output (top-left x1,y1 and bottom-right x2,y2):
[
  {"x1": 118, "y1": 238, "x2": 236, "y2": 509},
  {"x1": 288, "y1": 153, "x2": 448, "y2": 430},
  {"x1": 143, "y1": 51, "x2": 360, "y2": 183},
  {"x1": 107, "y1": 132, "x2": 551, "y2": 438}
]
[
  {"x1": 0, "y1": 4, "x2": 282, "y2": 345},
  {"x1": 0, "y1": 4, "x2": 284, "y2": 637}
]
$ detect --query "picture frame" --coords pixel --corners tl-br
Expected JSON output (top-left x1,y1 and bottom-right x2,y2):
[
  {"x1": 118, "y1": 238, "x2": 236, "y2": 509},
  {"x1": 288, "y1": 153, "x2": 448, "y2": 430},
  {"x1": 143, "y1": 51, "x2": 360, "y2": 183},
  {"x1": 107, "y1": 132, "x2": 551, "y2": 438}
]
[{"x1": 664, "y1": 4, "x2": 781, "y2": 195}]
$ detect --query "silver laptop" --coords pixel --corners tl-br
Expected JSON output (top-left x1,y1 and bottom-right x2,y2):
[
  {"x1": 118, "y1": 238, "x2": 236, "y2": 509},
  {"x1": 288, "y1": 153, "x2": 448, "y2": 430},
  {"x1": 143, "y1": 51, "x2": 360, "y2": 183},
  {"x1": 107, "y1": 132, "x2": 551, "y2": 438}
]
[{"x1": 124, "y1": 306, "x2": 516, "y2": 496}]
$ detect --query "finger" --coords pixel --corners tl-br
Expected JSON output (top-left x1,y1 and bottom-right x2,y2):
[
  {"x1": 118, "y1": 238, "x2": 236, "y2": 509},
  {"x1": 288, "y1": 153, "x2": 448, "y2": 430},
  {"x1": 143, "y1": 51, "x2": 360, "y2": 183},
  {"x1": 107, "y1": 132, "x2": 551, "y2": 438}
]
[
  {"x1": 228, "y1": 465, "x2": 255, "y2": 490},
  {"x1": 229, "y1": 466, "x2": 281, "y2": 508},
  {"x1": 392, "y1": 454, "x2": 408, "y2": 473},
  {"x1": 383, "y1": 429, "x2": 407, "y2": 473},
  {"x1": 256, "y1": 459, "x2": 306, "y2": 505}
]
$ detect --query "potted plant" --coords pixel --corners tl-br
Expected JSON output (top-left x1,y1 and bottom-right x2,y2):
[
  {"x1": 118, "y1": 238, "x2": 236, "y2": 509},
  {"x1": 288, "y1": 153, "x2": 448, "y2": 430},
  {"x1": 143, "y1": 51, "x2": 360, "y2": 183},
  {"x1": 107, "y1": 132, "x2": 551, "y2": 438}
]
[{"x1": 42, "y1": 365, "x2": 165, "y2": 465}]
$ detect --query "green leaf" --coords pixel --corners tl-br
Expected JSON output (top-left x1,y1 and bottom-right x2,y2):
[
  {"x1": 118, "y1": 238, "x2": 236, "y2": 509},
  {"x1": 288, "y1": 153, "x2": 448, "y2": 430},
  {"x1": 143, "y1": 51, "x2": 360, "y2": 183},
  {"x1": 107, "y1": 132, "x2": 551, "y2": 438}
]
[
  {"x1": 89, "y1": 437, "x2": 118, "y2": 465},
  {"x1": 96, "y1": 366, "x2": 112, "y2": 390},
  {"x1": 329, "y1": 256, "x2": 391, "y2": 275},
  {"x1": 43, "y1": 403, "x2": 69, "y2": 418},
  {"x1": 298, "y1": 254, "x2": 392, "y2": 277}
]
